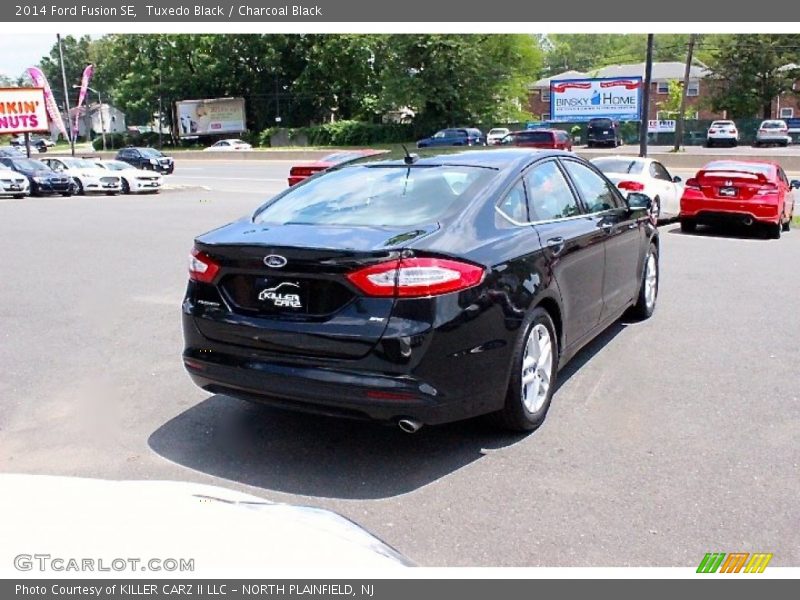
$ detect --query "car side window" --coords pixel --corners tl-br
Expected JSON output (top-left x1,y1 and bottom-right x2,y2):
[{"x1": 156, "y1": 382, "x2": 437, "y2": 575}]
[
  {"x1": 562, "y1": 161, "x2": 623, "y2": 212},
  {"x1": 778, "y1": 167, "x2": 789, "y2": 186},
  {"x1": 650, "y1": 162, "x2": 671, "y2": 181},
  {"x1": 497, "y1": 179, "x2": 529, "y2": 224},
  {"x1": 524, "y1": 161, "x2": 581, "y2": 221}
]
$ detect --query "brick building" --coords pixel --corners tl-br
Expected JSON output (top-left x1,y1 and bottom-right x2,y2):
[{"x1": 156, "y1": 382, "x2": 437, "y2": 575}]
[{"x1": 528, "y1": 62, "x2": 723, "y2": 122}]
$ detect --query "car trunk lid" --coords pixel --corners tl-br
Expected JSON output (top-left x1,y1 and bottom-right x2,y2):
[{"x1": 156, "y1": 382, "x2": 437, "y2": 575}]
[
  {"x1": 190, "y1": 219, "x2": 437, "y2": 359},
  {"x1": 694, "y1": 169, "x2": 771, "y2": 200}
]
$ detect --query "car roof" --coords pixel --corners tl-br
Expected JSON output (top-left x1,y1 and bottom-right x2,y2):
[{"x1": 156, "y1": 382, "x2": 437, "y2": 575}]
[
  {"x1": 509, "y1": 129, "x2": 561, "y2": 134},
  {"x1": 350, "y1": 148, "x2": 568, "y2": 172}
]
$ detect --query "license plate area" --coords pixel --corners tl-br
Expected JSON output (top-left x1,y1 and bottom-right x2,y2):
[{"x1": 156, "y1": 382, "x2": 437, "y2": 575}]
[
  {"x1": 718, "y1": 186, "x2": 738, "y2": 198},
  {"x1": 219, "y1": 274, "x2": 354, "y2": 318},
  {"x1": 255, "y1": 277, "x2": 307, "y2": 313}
]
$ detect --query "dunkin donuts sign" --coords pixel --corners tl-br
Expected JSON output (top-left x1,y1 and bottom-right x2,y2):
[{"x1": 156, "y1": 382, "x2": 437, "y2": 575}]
[
  {"x1": 0, "y1": 88, "x2": 49, "y2": 135},
  {"x1": 550, "y1": 77, "x2": 642, "y2": 122}
]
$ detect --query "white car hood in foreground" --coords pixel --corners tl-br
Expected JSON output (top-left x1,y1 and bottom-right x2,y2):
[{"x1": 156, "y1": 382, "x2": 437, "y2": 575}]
[{"x1": 0, "y1": 475, "x2": 411, "y2": 574}]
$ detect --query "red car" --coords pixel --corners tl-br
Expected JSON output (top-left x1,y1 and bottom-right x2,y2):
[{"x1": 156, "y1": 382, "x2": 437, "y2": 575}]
[
  {"x1": 680, "y1": 160, "x2": 798, "y2": 238},
  {"x1": 501, "y1": 129, "x2": 573, "y2": 151},
  {"x1": 288, "y1": 149, "x2": 388, "y2": 186}
]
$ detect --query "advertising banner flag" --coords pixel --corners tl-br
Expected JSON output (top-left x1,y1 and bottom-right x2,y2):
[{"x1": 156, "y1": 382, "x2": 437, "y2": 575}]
[
  {"x1": 73, "y1": 64, "x2": 94, "y2": 141},
  {"x1": 25, "y1": 66, "x2": 68, "y2": 139}
]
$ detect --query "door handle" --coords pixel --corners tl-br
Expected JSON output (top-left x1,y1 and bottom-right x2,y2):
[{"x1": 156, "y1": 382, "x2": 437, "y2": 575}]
[{"x1": 546, "y1": 237, "x2": 566, "y2": 256}]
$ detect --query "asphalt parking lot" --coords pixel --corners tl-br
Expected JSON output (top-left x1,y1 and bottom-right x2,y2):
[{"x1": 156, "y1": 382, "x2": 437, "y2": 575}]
[{"x1": 1, "y1": 159, "x2": 798, "y2": 567}]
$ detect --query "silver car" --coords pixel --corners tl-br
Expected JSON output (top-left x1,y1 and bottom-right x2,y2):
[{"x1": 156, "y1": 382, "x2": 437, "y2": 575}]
[{"x1": 754, "y1": 120, "x2": 791, "y2": 147}]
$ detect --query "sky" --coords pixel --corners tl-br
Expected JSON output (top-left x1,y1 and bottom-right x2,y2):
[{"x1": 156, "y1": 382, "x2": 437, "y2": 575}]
[{"x1": 0, "y1": 34, "x2": 98, "y2": 81}]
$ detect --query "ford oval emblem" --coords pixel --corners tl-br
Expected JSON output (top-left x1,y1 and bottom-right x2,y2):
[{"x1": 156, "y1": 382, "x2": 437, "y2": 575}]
[{"x1": 263, "y1": 255, "x2": 288, "y2": 269}]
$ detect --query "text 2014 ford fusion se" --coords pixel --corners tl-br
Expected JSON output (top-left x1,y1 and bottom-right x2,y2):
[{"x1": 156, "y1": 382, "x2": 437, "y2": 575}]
[{"x1": 182, "y1": 149, "x2": 659, "y2": 432}]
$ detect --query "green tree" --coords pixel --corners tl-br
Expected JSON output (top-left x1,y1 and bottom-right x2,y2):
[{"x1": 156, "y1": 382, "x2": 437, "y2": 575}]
[
  {"x1": 540, "y1": 34, "x2": 722, "y2": 75},
  {"x1": 708, "y1": 35, "x2": 800, "y2": 118},
  {"x1": 378, "y1": 34, "x2": 541, "y2": 133},
  {"x1": 656, "y1": 80, "x2": 684, "y2": 118},
  {"x1": 38, "y1": 35, "x2": 97, "y2": 107}
]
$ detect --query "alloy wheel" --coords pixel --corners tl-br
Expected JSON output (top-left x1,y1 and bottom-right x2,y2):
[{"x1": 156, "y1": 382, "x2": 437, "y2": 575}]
[{"x1": 521, "y1": 323, "x2": 554, "y2": 413}]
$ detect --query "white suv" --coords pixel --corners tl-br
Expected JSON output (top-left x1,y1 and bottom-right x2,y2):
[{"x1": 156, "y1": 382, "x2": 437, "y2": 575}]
[{"x1": 706, "y1": 120, "x2": 739, "y2": 147}]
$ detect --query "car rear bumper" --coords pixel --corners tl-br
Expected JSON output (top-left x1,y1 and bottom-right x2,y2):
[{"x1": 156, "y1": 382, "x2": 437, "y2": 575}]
[
  {"x1": 756, "y1": 135, "x2": 790, "y2": 144},
  {"x1": 680, "y1": 198, "x2": 781, "y2": 225},
  {"x1": 182, "y1": 312, "x2": 509, "y2": 425}
]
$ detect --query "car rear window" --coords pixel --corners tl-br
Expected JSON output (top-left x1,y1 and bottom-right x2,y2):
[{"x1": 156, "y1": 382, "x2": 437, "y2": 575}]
[
  {"x1": 711, "y1": 121, "x2": 734, "y2": 127},
  {"x1": 254, "y1": 165, "x2": 497, "y2": 227},
  {"x1": 761, "y1": 121, "x2": 785, "y2": 129},
  {"x1": 589, "y1": 119, "x2": 613, "y2": 128},
  {"x1": 591, "y1": 158, "x2": 645, "y2": 175}
]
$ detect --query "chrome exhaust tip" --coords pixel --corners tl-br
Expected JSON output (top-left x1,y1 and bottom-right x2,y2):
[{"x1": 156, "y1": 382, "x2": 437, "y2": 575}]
[
  {"x1": 397, "y1": 418, "x2": 423, "y2": 434},
  {"x1": 743, "y1": 217, "x2": 753, "y2": 226}
]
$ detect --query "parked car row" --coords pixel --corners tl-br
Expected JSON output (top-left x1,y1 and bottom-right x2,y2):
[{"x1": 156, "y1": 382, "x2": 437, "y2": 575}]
[{"x1": 0, "y1": 146, "x2": 169, "y2": 199}]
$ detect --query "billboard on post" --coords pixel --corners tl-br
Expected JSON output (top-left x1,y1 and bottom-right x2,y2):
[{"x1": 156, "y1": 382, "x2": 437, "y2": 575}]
[
  {"x1": 550, "y1": 77, "x2": 643, "y2": 122},
  {"x1": 0, "y1": 88, "x2": 49, "y2": 135},
  {"x1": 175, "y1": 97, "x2": 246, "y2": 137}
]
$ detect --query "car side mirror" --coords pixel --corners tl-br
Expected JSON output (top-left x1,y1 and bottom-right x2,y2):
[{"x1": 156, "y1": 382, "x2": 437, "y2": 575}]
[
  {"x1": 791, "y1": 180, "x2": 800, "y2": 190},
  {"x1": 626, "y1": 192, "x2": 653, "y2": 212},
  {"x1": 673, "y1": 175, "x2": 682, "y2": 183}
]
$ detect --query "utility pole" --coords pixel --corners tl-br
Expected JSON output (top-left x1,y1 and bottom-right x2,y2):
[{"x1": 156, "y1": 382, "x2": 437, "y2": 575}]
[
  {"x1": 158, "y1": 70, "x2": 163, "y2": 149},
  {"x1": 57, "y1": 34, "x2": 75, "y2": 156},
  {"x1": 639, "y1": 34, "x2": 654, "y2": 158},
  {"x1": 673, "y1": 34, "x2": 697, "y2": 152}
]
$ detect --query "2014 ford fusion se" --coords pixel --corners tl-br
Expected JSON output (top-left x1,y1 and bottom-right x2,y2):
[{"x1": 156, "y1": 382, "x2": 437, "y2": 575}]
[{"x1": 182, "y1": 149, "x2": 659, "y2": 432}]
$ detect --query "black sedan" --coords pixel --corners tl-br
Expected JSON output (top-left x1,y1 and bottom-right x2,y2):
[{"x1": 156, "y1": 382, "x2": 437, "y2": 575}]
[
  {"x1": 182, "y1": 149, "x2": 659, "y2": 432},
  {"x1": 115, "y1": 147, "x2": 175, "y2": 174},
  {"x1": 0, "y1": 157, "x2": 73, "y2": 196}
]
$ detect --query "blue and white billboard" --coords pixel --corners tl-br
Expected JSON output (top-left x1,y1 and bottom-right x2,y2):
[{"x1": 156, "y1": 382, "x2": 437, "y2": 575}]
[{"x1": 550, "y1": 77, "x2": 643, "y2": 122}]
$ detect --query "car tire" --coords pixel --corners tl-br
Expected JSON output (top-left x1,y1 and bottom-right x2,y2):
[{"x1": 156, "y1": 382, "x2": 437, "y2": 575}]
[
  {"x1": 628, "y1": 242, "x2": 659, "y2": 321},
  {"x1": 492, "y1": 307, "x2": 558, "y2": 432},
  {"x1": 769, "y1": 221, "x2": 782, "y2": 239},
  {"x1": 782, "y1": 216, "x2": 791, "y2": 232},
  {"x1": 680, "y1": 219, "x2": 696, "y2": 233},
  {"x1": 75, "y1": 179, "x2": 84, "y2": 195},
  {"x1": 13, "y1": 194, "x2": 24, "y2": 199},
  {"x1": 60, "y1": 192, "x2": 72, "y2": 197},
  {"x1": 121, "y1": 179, "x2": 131, "y2": 194}
]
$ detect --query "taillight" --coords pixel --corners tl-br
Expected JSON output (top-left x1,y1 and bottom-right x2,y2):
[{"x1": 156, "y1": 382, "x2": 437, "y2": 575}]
[
  {"x1": 346, "y1": 257, "x2": 485, "y2": 298},
  {"x1": 290, "y1": 166, "x2": 316, "y2": 177},
  {"x1": 188, "y1": 248, "x2": 220, "y2": 283},
  {"x1": 757, "y1": 185, "x2": 779, "y2": 196},
  {"x1": 618, "y1": 180, "x2": 645, "y2": 192},
  {"x1": 709, "y1": 129, "x2": 716, "y2": 133},
  {"x1": 685, "y1": 178, "x2": 701, "y2": 190}
]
